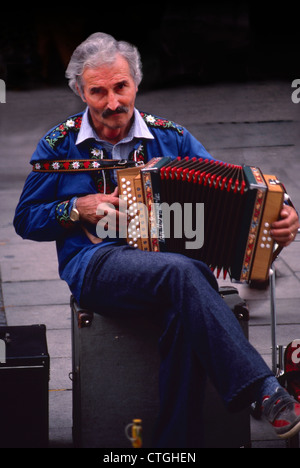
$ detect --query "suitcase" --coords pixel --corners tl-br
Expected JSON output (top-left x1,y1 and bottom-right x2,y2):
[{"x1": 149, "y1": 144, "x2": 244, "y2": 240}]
[
  {"x1": 0, "y1": 324, "x2": 50, "y2": 448},
  {"x1": 71, "y1": 287, "x2": 250, "y2": 448}
]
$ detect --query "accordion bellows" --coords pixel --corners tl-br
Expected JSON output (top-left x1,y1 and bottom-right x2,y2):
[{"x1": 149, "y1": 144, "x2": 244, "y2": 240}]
[{"x1": 117, "y1": 157, "x2": 284, "y2": 283}]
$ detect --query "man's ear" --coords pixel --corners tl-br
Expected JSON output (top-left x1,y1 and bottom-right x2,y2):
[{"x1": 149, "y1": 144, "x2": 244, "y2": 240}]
[{"x1": 76, "y1": 83, "x2": 86, "y2": 102}]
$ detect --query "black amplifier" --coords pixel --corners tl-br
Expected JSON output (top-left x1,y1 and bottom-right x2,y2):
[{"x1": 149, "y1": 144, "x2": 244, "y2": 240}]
[{"x1": 0, "y1": 324, "x2": 49, "y2": 448}]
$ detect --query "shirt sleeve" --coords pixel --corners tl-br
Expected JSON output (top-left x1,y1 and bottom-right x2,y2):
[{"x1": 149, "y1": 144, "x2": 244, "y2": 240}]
[
  {"x1": 14, "y1": 139, "x2": 74, "y2": 242},
  {"x1": 13, "y1": 170, "x2": 74, "y2": 241}
]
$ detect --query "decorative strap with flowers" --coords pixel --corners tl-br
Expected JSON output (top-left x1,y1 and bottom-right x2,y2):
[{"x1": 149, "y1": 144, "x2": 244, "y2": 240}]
[{"x1": 32, "y1": 159, "x2": 139, "y2": 172}]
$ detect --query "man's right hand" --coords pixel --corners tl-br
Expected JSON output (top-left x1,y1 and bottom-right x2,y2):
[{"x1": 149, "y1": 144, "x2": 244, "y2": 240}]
[{"x1": 76, "y1": 188, "x2": 128, "y2": 232}]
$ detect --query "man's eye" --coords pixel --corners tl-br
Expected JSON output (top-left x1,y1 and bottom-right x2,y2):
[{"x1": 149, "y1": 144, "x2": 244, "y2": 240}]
[
  {"x1": 117, "y1": 82, "x2": 126, "y2": 90},
  {"x1": 90, "y1": 88, "x2": 102, "y2": 95}
]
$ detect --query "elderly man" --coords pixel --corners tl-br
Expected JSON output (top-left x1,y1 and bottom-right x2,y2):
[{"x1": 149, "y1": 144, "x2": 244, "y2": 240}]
[{"x1": 14, "y1": 32, "x2": 300, "y2": 447}]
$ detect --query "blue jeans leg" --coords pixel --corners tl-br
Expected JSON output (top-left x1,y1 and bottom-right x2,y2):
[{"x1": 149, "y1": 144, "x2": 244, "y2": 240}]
[{"x1": 80, "y1": 244, "x2": 273, "y2": 447}]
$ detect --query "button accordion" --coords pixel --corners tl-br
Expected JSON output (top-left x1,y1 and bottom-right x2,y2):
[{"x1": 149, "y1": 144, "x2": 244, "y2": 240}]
[{"x1": 117, "y1": 157, "x2": 284, "y2": 283}]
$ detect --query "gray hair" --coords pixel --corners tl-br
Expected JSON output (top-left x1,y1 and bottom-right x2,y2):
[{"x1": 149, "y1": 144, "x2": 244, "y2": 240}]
[{"x1": 65, "y1": 32, "x2": 143, "y2": 95}]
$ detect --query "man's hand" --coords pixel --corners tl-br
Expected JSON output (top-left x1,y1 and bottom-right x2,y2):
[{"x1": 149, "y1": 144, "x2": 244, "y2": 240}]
[
  {"x1": 76, "y1": 187, "x2": 128, "y2": 232},
  {"x1": 270, "y1": 205, "x2": 299, "y2": 247}
]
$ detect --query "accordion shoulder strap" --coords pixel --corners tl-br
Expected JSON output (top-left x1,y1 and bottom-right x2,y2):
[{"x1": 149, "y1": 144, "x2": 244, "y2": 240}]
[{"x1": 32, "y1": 159, "x2": 140, "y2": 173}]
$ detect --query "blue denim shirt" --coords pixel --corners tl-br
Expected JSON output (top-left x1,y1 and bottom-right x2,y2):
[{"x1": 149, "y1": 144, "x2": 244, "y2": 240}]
[{"x1": 14, "y1": 109, "x2": 214, "y2": 303}]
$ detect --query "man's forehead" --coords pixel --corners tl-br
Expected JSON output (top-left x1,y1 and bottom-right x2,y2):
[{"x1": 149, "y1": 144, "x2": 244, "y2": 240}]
[{"x1": 82, "y1": 55, "x2": 133, "y2": 86}]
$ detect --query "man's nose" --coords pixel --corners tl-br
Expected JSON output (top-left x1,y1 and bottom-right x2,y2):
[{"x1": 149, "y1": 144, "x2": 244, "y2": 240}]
[{"x1": 107, "y1": 91, "x2": 119, "y2": 110}]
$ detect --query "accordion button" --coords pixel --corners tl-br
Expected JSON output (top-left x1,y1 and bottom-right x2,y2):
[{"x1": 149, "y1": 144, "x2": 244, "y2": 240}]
[{"x1": 260, "y1": 243, "x2": 265, "y2": 248}]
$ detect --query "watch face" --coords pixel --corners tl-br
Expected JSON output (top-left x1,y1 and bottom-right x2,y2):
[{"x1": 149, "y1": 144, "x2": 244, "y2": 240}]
[{"x1": 70, "y1": 208, "x2": 80, "y2": 222}]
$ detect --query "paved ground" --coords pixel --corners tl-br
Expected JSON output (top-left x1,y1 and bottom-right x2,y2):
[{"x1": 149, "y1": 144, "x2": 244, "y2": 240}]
[{"x1": 0, "y1": 80, "x2": 299, "y2": 448}]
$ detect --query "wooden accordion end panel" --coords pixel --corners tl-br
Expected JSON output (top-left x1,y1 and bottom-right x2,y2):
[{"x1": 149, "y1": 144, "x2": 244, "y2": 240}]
[
  {"x1": 117, "y1": 165, "x2": 151, "y2": 251},
  {"x1": 117, "y1": 158, "x2": 284, "y2": 283},
  {"x1": 249, "y1": 174, "x2": 285, "y2": 281}
]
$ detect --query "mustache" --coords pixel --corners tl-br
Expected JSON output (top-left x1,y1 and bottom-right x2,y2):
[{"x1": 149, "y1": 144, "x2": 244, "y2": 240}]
[{"x1": 102, "y1": 106, "x2": 129, "y2": 118}]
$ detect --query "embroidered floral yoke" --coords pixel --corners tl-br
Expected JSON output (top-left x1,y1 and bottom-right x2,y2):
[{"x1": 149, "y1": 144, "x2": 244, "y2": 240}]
[{"x1": 13, "y1": 109, "x2": 213, "y2": 303}]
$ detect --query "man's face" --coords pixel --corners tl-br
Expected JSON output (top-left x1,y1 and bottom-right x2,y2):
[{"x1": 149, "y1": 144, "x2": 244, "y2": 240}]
[{"x1": 79, "y1": 54, "x2": 138, "y2": 143}]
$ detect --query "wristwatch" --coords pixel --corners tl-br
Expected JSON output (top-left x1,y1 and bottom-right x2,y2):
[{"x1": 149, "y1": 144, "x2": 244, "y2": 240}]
[{"x1": 70, "y1": 197, "x2": 80, "y2": 222}]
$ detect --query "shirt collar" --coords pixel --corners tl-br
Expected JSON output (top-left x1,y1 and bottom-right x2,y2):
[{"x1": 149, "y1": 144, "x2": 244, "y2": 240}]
[{"x1": 76, "y1": 107, "x2": 154, "y2": 146}]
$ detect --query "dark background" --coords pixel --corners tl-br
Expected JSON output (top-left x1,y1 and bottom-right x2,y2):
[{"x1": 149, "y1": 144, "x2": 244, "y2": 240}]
[{"x1": 0, "y1": 1, "x2": 299, "y2": 90}]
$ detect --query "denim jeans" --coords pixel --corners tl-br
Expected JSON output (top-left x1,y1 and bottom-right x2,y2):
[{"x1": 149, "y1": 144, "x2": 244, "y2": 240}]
[{"x1": 80, "y1": 243, "x2": 273, "y2": 447}]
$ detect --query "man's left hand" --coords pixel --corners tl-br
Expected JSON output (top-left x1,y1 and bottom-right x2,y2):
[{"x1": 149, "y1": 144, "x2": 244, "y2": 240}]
[{"x1": 270, "y1": 205, "x2": 299, "y2": 247}]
